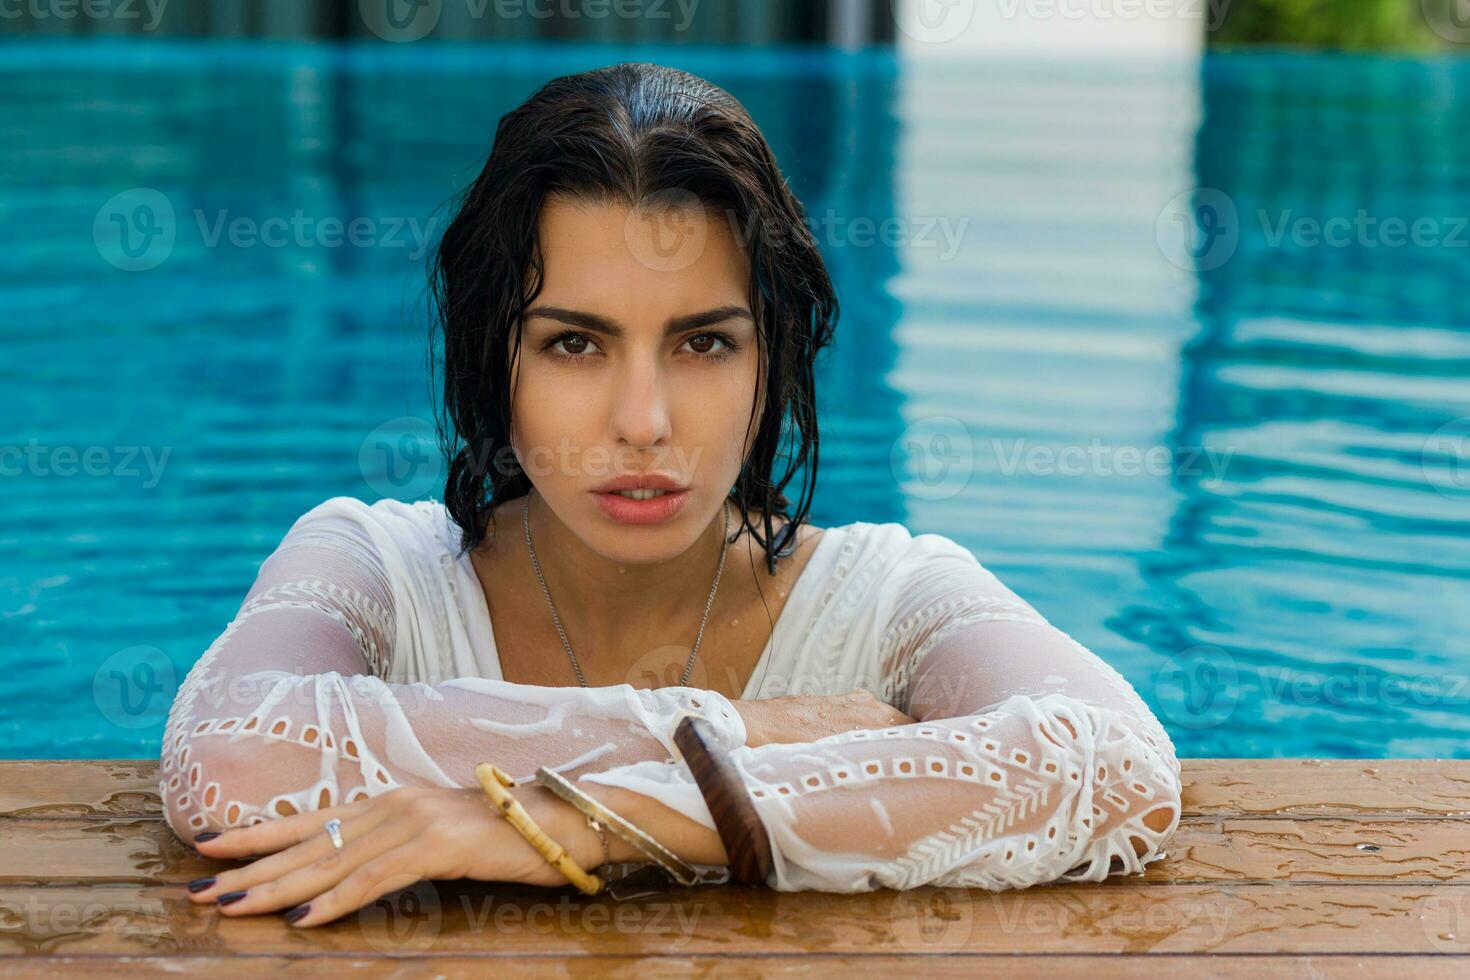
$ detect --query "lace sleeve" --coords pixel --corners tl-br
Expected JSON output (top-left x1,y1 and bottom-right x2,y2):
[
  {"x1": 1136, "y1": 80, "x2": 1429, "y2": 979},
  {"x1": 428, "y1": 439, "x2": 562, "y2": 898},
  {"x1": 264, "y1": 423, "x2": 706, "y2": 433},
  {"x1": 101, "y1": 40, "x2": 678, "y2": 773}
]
[
  {"x1": 580, "y1": 532, "x2": 1182, "y2": 892},
  {"x1": 159, "y1": 498, "x2": 747, "y2": 838}
]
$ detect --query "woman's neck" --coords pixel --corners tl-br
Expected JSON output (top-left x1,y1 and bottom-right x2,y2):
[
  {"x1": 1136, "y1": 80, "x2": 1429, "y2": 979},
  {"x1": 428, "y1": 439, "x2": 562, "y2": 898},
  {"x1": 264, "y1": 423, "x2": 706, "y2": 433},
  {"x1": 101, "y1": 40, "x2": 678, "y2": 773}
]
[{"x1": 492, "y1": 490, "x2": 742, "y2": 659}]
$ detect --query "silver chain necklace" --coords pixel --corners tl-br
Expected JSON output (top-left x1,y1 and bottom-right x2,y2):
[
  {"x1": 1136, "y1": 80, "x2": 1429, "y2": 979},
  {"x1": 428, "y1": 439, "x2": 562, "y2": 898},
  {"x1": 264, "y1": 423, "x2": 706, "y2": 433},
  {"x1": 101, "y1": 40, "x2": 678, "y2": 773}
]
[{"x1": 522, "y1": 492, "x2": 731, "y2": 688}]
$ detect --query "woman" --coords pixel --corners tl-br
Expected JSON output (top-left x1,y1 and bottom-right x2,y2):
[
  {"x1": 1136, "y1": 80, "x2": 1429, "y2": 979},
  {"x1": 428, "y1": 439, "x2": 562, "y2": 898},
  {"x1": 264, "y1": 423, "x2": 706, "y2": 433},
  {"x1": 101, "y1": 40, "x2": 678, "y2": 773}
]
[{"x1": 162, "y1": 62, "x2": 1181, "y2": 927}]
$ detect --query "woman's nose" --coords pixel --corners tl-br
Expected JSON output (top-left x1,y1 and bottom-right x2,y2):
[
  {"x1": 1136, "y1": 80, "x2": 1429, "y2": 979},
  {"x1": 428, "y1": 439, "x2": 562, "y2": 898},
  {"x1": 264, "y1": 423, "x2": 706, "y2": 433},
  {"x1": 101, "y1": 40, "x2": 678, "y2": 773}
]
[{"x1": 609, "y1": 358, "x2": 673, "y2": 448}]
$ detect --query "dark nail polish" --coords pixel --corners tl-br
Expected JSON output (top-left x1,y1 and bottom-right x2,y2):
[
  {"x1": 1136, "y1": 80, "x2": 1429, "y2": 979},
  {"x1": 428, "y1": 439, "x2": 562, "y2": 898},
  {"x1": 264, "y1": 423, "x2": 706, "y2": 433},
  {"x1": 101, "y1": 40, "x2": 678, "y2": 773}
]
[
  {"x1": 284, "y1": 904, "x2": 311, "y2": 924},
  {"x1": 216, "y1": 890, "x2": 247, "y2": 906},
  {"x1": 186, "y1": 876, "x2": 216, "y2": 893},
  {"x1": 194, "y1": 831, "x2": 221, "y2": 844}
]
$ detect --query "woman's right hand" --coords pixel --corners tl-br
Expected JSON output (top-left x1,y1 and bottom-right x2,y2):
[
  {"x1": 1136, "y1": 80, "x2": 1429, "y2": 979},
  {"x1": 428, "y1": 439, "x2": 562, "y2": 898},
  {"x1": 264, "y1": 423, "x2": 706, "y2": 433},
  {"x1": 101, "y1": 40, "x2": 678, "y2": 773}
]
[{"x1": 732, "y1": 690, "x2": 916, "y2": 748}]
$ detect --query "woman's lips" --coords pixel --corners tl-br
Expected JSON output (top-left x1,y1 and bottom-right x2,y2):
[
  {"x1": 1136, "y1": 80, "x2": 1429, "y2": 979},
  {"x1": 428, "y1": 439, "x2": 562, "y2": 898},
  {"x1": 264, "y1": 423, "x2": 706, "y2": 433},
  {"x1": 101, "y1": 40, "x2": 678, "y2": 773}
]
[{"x1": 592, "y1": 489, "x2": 689, "y2": 525}]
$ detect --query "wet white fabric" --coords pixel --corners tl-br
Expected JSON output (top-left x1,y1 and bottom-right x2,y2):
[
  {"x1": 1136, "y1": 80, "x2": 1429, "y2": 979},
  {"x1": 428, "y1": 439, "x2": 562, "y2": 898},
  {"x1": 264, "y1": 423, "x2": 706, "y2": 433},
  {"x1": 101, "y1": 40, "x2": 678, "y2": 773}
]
[{"x1": 161, "y1": 496, "x2": 1181, "y2": 893}]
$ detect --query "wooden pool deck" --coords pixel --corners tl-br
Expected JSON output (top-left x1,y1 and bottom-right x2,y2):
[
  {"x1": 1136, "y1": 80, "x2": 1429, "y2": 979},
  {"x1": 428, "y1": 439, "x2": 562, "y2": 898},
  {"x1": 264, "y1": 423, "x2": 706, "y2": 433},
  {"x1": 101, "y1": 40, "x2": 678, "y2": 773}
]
[{"x1": 1, "y1": 759, "x2": 1467, "y2": 976}]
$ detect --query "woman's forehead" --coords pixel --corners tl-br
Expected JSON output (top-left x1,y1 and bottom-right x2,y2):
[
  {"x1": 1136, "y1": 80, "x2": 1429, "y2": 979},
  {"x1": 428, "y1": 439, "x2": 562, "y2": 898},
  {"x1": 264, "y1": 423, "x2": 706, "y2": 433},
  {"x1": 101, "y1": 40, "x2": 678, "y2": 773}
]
[{"x1": 534, "y1": 196, "x2": 750, "y2": 307}]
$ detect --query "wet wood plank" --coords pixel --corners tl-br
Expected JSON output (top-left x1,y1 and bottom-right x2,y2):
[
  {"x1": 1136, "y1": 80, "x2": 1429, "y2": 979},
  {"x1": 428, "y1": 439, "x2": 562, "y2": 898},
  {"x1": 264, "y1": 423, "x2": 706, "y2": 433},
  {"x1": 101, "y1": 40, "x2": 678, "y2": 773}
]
[
  {"x1": 1, "y1": 882, "x2": 1468, "y2": 957},
  {"x1": 6, "y1": 815, "x2": 1469, "y2": 886},
  {"x1": 1, "y1": 955, "x2": 1465, "y2": 979},
  {"x1": 1182, "y1": 760, "x2": 1470, "y2": 817},
  {"x1": 1155, "y1": 816, "x2": 1470, "y2": 883},
  {"x1": 0, "y1": 762, "x2": 161, "y2": 819},
  {"x1": 2, "y1": 759, "x2": 1467, "y2": 967}
]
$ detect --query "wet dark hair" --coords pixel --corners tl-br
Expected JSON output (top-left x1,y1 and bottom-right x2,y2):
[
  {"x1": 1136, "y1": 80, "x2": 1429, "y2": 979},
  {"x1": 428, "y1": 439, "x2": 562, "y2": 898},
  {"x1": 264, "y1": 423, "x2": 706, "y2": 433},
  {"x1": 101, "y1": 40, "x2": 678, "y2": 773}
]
[{"x1": 429, "y1": 61, "x2": 838, "y2": 575}]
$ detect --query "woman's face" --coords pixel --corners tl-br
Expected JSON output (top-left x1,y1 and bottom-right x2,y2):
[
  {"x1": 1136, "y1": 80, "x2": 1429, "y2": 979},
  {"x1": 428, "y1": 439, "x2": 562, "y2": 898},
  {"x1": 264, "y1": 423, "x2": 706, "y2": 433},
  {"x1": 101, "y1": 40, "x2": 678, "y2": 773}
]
[{"x1": 507, "y1": 193, "x2": 763, "y2": 564}]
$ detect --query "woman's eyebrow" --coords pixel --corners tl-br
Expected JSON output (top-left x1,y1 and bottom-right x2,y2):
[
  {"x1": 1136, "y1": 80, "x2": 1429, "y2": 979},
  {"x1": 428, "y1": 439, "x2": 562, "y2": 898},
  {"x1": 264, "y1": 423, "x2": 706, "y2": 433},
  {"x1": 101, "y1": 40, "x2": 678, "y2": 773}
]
[{"x1": 523, "y1": 305, "x2": 753, "y2": 337}]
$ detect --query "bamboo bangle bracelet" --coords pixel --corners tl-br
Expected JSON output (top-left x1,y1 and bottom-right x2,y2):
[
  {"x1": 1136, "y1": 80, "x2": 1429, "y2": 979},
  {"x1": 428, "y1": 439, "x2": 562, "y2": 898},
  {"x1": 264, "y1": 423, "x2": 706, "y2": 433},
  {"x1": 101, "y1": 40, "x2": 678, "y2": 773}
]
[
  {"x1": 475, "y1": 714, "x2": 773, "y2": 894},
  {"x1": 473, "y1": 762, "x2": 604, "y2": 896}
]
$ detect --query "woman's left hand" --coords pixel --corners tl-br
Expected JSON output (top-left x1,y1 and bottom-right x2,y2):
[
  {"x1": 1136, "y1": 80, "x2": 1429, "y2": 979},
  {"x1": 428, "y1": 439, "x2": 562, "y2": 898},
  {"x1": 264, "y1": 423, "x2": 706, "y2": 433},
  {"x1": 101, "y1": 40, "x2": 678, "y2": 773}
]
[{"x1": 186, "y1": 783, "x2": 591, "y2": 926}]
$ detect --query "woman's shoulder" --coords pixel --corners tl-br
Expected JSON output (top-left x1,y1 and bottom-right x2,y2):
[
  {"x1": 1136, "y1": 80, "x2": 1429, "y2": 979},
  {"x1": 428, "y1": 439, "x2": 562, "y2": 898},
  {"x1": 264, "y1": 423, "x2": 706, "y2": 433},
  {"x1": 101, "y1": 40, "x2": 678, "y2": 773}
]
[
  {"x1": 814, "y1": 520, "x2": 1008, "y2": 621},
  {"x1": 823, "y1": 519, "x2": 982, "y2": 570},
  {"x1": 286, "y1": 494, "x2": 435, "y2": 531},
  {"x1": 282, "y1": 495, "x2": 458, "y2": 563}
]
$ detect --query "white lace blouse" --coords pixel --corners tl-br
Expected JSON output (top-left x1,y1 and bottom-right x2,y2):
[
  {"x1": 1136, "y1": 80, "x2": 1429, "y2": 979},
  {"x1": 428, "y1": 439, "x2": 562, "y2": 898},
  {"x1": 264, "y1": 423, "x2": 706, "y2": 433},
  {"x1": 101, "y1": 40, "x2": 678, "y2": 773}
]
[{"x1": 160, "y1": 496, "x2": 1181, "y2": 893}]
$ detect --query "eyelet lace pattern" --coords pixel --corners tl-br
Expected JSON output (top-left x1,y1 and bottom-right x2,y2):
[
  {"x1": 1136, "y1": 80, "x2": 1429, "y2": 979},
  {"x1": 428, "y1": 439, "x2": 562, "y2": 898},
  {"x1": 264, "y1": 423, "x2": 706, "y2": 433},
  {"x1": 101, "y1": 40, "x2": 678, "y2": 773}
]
[{"x1": 161, "y1": 496, "x2": 1181, "y2": 892}]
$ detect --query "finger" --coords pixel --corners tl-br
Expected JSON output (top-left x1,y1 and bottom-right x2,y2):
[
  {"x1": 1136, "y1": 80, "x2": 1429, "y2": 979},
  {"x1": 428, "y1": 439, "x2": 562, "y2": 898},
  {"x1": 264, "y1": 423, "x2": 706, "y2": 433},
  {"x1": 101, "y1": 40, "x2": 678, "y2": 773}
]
[
  {"x1": 214, "y1": 817, "x2": 420, "y2": 917},
  {"x1": 287, "y1": 844, "x2": 427, "y2": 928},
  {"x1": 190, "y1": 807, "x2": 392, "y2": 904},
  {"x1": 195, "y1": 796, "x2": 375, "y2": 860}
]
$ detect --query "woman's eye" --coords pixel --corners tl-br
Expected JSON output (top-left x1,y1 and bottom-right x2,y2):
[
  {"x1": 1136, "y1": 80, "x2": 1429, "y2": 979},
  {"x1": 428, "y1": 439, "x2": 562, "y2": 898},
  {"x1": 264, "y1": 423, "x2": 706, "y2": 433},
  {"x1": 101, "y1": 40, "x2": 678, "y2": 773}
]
[
  {"x1": 685, "y1": 332, "x2": 737, "y2": 358},
  {"x1": 547, "y1": 333, "x2": 600, "y2": 358},
  {"x1": 687, "y1": 333, "x2": 724, "y2": 355},
  {"x1": 544, "y1": 330, "x2": 736, "y2": 362}
]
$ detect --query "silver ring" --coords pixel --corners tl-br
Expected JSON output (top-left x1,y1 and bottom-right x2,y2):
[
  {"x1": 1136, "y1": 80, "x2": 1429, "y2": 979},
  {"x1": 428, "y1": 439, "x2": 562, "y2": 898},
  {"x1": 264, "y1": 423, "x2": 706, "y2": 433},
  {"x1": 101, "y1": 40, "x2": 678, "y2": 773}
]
[{"x1": 324, "y1": 817, "x2": 344, "y2": 851}]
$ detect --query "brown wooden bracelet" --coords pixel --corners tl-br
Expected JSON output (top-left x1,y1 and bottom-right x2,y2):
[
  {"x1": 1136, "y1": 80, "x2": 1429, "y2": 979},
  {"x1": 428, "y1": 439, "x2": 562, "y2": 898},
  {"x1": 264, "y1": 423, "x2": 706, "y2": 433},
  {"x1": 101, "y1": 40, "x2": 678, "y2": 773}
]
[{"x1": 673, "y1": 715, "x2": 774, "y2": 886}]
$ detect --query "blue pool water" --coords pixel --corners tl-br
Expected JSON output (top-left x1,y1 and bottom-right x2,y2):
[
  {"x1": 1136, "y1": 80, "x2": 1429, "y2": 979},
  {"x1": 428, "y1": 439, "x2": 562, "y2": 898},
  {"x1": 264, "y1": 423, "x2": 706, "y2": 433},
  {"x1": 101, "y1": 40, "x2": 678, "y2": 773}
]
[{"x1": 2, "y1": 41, "x2": 1468, "y2": 760}]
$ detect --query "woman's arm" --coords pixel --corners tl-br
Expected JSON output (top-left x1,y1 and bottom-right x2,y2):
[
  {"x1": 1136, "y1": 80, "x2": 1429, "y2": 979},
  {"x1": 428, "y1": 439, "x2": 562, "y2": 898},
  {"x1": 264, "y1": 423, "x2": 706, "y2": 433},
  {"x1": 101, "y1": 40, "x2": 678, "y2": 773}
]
[
  {"x1": 160, "y1": 499, "x2": 750, "y2": 839},
  {"x1": 575, "y1": 535, "x2": 1182, "y2": 892}
]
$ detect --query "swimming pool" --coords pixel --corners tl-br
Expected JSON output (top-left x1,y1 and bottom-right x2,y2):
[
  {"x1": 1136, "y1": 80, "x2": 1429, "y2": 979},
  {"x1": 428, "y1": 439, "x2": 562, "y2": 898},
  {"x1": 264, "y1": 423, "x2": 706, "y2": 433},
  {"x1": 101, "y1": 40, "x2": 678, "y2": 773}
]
[{"x1": 3, "y1": 41, "x2": 1467, "y2": 760}]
